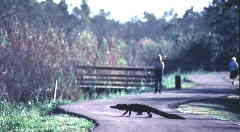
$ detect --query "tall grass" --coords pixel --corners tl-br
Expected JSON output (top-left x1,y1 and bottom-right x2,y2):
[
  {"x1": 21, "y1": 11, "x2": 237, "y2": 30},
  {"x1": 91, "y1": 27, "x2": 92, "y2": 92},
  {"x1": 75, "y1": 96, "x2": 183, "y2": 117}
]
[{"x1": 0, "y1": 100, "x2": 94, "y2": 132}]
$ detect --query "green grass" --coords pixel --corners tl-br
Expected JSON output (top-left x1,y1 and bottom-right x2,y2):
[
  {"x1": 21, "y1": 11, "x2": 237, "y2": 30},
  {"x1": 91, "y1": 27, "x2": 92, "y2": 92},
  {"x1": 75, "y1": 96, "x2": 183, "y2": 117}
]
[
  {"x1": 163, "y1": 72, "x2": 193, "y2": 89},
  {"x1": 178, "y1": 102, "x2": 240, "y2": 125},
  {"x1": 0, "y1": 100, "x2": 94, "y2": 132},
  {"x1": 178, "y1": 96, "x2": 240, "y2": 125},
  {"x1": 0, "y1": 70, "x2": 207, "y2": 132},
  {"x1": 163, "y1": 70, "x2": 207, "y2": 89}
]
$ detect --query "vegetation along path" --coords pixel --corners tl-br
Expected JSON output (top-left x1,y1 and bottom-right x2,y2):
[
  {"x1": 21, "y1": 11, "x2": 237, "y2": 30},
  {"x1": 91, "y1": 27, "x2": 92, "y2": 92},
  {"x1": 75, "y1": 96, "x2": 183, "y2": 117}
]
[{"x1": 58, "y1": 72, "x2": 240, "y2": 132}]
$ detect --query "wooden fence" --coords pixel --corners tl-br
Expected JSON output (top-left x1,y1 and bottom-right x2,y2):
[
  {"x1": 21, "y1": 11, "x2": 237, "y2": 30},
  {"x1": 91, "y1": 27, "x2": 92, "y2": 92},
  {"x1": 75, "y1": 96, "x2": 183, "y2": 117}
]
[{"x1": 74, "y1": 65, "x2": 157, "y2": 92}]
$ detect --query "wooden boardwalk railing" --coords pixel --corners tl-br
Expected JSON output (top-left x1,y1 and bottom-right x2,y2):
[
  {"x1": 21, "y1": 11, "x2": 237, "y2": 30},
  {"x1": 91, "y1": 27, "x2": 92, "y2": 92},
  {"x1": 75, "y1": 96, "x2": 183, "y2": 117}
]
[{"x1": 74, "y1": 65, "x2": 157, "y2": 92}]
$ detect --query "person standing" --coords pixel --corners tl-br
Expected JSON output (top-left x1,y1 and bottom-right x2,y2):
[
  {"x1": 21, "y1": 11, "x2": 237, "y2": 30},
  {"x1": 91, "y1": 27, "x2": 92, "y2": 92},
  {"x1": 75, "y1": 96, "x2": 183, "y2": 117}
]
[
  {"x1": 154, "y1": 54, "x2": 165, "y2": 93},
  {"x1": 228, "y1": 56, "x2": 239, "y2": 87}
]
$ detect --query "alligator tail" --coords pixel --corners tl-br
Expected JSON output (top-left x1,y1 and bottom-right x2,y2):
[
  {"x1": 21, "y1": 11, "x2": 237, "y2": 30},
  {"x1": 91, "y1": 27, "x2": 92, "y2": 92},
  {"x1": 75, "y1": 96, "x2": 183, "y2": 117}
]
[{"x1": 152, "y1": 109, "x2": 185, "y2": 119}]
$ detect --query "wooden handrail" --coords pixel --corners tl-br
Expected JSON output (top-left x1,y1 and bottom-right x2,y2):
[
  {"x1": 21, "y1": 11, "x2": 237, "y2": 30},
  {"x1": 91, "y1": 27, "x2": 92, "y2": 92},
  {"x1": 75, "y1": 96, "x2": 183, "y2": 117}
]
[
  {"x1": 79, "y1": 78, "x2": 154, "y2": 83},
  {"x1": 75, "y1": 65, "x2": 155, "y2": 71},
  {"x1": 78, "y1": 86, "x2": 139, "y2": 89},
  {"x1": 75, "y1": 65, "x2": 157, "y2": 90},
  {"x1": 79, "y1": 82, "x2": 155, "y2": 87},
  {"x1": 82, "y1": 74, "x2": 155, "y2": 78}
]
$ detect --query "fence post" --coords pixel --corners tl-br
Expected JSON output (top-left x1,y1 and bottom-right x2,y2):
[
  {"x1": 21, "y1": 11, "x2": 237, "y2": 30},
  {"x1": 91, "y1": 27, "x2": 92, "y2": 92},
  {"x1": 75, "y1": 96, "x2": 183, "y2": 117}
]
[
  {"x1": 175, "y1": 75, "x2": 181, "y2": 90},
  {"x1": 154, "y1": 68, "x2": 159, "y2": 93},
  {"x1": 53, "y1": 80, "x2": 58, "y2": 102}
]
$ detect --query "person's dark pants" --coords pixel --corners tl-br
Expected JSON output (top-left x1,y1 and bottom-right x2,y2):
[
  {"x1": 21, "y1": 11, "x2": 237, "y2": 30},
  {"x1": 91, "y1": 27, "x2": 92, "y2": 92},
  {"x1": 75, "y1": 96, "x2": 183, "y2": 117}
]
[
  {"x1": 154, "y1": 69, "x2": 163, "y2": 93},
  {"x1": 230, "y1": 70, "x2": 238, "y2": 80}
]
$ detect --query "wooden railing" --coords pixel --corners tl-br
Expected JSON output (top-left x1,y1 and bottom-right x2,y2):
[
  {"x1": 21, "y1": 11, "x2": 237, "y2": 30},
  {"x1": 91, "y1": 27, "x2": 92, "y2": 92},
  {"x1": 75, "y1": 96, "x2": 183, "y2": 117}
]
[{"x1": 74, "y1": 65, "x2": 157, "y2": 91}]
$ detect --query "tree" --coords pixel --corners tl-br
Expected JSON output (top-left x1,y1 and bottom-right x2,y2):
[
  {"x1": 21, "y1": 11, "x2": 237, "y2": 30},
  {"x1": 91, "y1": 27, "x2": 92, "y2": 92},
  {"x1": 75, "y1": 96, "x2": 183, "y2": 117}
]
[
  {"x1": 81, "y1": 0, "x2": 91, "y2": 25},
  {"x1": 202, "y1": 0, "x2": 239, "y2": 67}
]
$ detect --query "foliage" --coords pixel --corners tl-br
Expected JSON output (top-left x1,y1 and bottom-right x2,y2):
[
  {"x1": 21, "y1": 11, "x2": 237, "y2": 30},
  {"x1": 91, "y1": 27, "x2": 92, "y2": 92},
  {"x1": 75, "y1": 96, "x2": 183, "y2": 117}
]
[
  {"x1": 0, "y1": 0, "x2": 238, "y2": 102},
  {"x1": 0, "y1": 100, "x2": 94, "y2": 132},
  {"x1": 200, "y1": 0, "x2": 240, "y2": 68}
]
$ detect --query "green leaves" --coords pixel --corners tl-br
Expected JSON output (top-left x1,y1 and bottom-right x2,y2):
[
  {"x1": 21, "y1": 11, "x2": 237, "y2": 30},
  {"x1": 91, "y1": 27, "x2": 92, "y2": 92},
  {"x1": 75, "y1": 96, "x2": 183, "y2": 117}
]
[{"x1": 0, "y1": 101, "x2": 94, "y2": 132}]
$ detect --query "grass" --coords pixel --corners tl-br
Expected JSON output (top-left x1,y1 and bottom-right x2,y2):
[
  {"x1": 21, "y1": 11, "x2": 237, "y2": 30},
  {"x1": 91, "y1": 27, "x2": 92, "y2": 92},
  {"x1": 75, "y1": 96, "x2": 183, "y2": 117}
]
[
  {"x1": 0, "y1": 70, "x2": 208, "y2": 132},
  {"x1": 0, "y1": 100, "x2": 94, "y2": 132},
  {"x1": 163, "y1": 70, "x2": 207, "y2": 89},
  {"x1": 178, "y1": 97, "x2": 240, "y2": 125}
]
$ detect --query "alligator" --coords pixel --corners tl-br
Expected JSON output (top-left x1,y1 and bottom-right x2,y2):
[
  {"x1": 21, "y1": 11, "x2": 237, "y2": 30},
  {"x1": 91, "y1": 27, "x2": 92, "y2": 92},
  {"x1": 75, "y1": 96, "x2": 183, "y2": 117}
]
[{"x1": 110, "y1": 103, "x2": 185, "y2": 119}]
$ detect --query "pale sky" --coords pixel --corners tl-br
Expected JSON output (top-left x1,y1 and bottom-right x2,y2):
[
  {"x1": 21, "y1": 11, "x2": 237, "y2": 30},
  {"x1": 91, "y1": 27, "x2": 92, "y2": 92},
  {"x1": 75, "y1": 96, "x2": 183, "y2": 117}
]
[{"x1": 39, "y1": 0, "x2": 212, "y2": 22}]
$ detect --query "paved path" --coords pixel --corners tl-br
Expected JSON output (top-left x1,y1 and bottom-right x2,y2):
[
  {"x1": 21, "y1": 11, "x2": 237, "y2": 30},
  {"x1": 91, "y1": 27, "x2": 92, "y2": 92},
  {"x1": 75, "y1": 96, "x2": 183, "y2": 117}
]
[{"x1": 58, "y1": 72, "x2": 240, "y2": 132}]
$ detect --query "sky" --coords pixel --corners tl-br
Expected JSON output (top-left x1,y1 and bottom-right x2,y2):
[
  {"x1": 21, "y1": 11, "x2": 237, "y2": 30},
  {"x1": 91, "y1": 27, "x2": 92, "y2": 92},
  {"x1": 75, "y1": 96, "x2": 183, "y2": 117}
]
[{"x1": 39, "y1": 0, "x2": 213, "y2": 22}]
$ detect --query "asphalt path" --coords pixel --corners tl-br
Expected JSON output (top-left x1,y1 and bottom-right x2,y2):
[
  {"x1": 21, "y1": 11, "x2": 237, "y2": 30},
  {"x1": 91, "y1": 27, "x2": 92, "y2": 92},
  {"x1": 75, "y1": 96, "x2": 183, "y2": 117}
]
[{"x1": 58, "y1": 72, "x2": 240, "y2": 132}]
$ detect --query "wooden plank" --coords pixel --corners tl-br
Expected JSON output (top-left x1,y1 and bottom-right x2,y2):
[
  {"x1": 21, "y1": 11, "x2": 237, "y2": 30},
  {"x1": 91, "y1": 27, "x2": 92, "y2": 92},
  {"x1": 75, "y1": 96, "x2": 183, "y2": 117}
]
[
  {"x1": 78, "y1": 85, "x2": 154, "y2": 89},
  {"x1": 74, "y1": 65, "x2": 157, "y2": 90},
  {"x1": 75, "y1": 65, "x2": 156, "y2": 71},
  {"x1": 79, "y1": 78, "x2": 155, "y2": 83},
  {"x1": 79, "y1": 82, "x2": 155, "y2": 87},
  {"x1": 82, "y1": 74, "x2": 155, "y2": 78}
]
